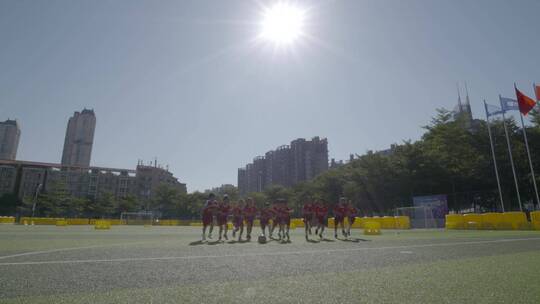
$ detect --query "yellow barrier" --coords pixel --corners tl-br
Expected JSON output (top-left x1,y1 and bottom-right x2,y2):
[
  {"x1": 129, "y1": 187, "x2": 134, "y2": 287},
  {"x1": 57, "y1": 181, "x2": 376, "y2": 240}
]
[
  {"x1": 66, "y1": 218, "x2": 90, "y2": 225},
  {"x1": 95, "y1": 220, "x2": 111, "y2": 230},
  {"x1": 292, "y1": 218, "x2": 304, "y2": 228},
  {"x1": 350, "y1": 217, "x2": 363, "y2": 228},
  {"x1": 462, "y1": 214, "x2": 482, "y2": 229},
  {"x1": 20, "y1": 217, "x2": 65, "y2": 225},
  {"x1": 159, "y1": 220, "x2": 180, "y2": 226},
  {"x1": 0, "y1": 217, "x2": 15, "y2": 224},
  {"x1": 55, "y1": 220, "x2": 68, "y2": 226},
  {"x1": 530, "y1": 211, "x2": 540, "y2": 230},
  {"x1": 356, "y1": 217, "x2": 369, "y2": 228},
  {"x1": 381, "y1": 216, "x2": 396, "y2": 229},
  {"x1": 502, "y1": 212, "x2": 529, "y2": 230},
  {"x1": 327, "y1": 217, "x2": 335, "y2": 228},
  {"x1": 481, "y1": 213, "x2": 503, "y2": 230},
  {"x1": 394, "y1": 216, "x2": 411, "y2": 229},
  {"x1": 364, "y1": 221, "x2": 381, "y2": 235},
  {"x1": 445, "y1": 214, "x2": 464, "y2": 229},
  {"x1": 190, "y1": 222, "x2": 203, "y2": 227},
  {"x1": 89, "y1": 219, "x2": 125, "y2": 225}
]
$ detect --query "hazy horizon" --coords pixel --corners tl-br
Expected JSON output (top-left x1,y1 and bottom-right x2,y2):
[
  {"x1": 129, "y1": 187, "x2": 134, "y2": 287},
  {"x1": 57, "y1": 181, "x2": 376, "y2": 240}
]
[{"x1": 2, "y1": 0, "x2": 539, "y2": 192}]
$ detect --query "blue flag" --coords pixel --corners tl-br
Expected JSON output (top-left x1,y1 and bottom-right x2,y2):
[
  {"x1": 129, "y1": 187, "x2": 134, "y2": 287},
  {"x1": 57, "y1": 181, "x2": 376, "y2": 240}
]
[
  {"x1": 485, "y1": 103, "x2": 503, "y2": 117},
  {"x1": 500, "y1": 97, "x2": 519, "y2": 112}
]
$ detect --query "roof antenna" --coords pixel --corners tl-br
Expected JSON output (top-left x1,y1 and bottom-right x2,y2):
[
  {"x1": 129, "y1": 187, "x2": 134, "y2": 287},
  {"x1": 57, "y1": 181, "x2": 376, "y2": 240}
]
[
  {"x1": 465, "y1": 81, "x2": 471, "y2": 105},
  {"x1": 457, "y1": 82, "x2": 463, "y2": 110}
]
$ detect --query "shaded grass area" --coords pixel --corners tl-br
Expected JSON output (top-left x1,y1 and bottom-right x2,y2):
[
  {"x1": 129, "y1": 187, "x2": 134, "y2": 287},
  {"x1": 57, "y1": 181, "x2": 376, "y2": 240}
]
[{"x1": 2, "y1": 250, "x2": 539, "y2": 304}]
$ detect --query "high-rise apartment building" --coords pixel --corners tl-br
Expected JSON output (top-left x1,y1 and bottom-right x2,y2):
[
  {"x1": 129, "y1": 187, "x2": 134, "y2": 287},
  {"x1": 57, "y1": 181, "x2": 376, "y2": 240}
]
[
  {"x1": 238, "y1": 137, "x2": 329, "y2": 195},
  {"x1": 0, "y1": 119, "x2": 21, "y2": 160},
  {"x1": 61, "y1": 109, "x2": 96, "y2": 167}
]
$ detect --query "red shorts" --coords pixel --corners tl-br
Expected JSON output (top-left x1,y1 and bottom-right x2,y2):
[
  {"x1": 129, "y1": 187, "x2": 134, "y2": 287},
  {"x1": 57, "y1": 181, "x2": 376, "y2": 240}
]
[
  {"x1": 303, "y1": 215, "x2": 313, "y2": 222},
  {"x1": 245, "y1": 216, "x2": 255, "y2": 224},
  {"x1": 202, "y1": 214, "x2": 213, "y2": 225},
  {"x1": 335, "y1": 216, "x2": 344, "y2": 224},
  {"x1": 217, "y1": 216, "x2": 228, "y2": 226},
  {"x1": 279, "y1": 217, "x2": 291, "y2": 225},
  {"x1": 260, "y1": 218, "x2": 270, "y2": 226},
  {"x1": 317, "y1": 216, "x2": 327, "y2": 226}
]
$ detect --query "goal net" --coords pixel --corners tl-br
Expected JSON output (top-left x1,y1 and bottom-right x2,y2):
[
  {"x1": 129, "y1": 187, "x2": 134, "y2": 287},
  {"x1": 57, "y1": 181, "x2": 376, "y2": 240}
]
[
  {"x1": 395, "y1": 206, "x2": 440, "y2": 228},
  {"x1": 120, "y1": 211, "x2": 154, "y2": 225}
]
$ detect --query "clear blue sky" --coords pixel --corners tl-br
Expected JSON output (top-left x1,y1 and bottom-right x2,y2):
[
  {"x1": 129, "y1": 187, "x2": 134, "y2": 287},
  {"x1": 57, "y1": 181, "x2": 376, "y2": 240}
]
[{"x1": 1, "y1": 0, "x2": 539, "y2": 192}]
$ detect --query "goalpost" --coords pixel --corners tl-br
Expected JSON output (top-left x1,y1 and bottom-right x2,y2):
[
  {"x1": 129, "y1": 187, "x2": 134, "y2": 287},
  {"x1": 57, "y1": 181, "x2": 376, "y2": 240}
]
[
  {"x1": 120, "y1": 211, "x2": 154, "y2": 225},
  {"x1": 395, "y1": 206, "x2": 439, "y2": 228}
]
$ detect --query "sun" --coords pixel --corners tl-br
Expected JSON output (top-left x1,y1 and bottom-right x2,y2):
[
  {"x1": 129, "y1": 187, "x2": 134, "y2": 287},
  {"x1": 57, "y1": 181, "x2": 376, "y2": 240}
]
[{"x1": 259, "y1": 2, "x2": 306, "y2": 46}]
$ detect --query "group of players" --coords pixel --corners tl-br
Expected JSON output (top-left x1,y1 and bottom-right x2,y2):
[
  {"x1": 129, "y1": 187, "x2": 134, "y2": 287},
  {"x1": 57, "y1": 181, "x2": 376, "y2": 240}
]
[{"x1": 201, "y1": 193, "x2": 358, "y2": 242}]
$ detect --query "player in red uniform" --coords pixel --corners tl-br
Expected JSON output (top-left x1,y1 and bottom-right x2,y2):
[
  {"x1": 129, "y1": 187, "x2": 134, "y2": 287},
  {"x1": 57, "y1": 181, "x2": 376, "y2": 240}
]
[
  {"x1": 243, "y1": 197, "x2": 258, "y2": 241},
  {"x1": 217, "y1": 195, "x2": 231, "y2": 241},
  {"x1": 259, "y1": 202, "x2": 273, "y2": 237},
  {"x1": 346, "y1": 200, "x2": 358, "y2": 237},
  {"x1": 231, "y1": 199, "x2": 244, "y2": 241},
  {"x1": 302, "y1": 202, "x2": 314, "y2": 240},
  {"x1": 333, "y1": 197, "x2": 348, "y2": 239},
  {"x1": 201, "y1": 193, "x2": 217, "y2": 241},
  {"x1": 269, "y1": 201, "x2": 281, "y2": 239},
  {"x1": 314, "y1": 200, "x2": 329, "y2": 239},
  {"x1": 277, "y1": 199, "x2": 293, "y2": 242}
]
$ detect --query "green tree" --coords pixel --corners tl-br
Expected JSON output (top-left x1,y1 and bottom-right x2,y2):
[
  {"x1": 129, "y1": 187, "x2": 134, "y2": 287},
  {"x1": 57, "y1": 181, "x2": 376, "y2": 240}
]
[{"x1": 0, "y1": 193, "x2": 18, "y2": 216}]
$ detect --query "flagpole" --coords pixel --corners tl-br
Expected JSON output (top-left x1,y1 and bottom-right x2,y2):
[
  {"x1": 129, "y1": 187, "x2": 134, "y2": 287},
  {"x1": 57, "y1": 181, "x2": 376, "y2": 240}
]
[
  {"x1": 484, "y1": 100, "x2": 505, "y2": 212},
  {"x1": 519, "y1": 112, "x2": 540, "y2": 209},
  {"x1": 500, "y1": 95, "x2": 523, "y2": 211}
]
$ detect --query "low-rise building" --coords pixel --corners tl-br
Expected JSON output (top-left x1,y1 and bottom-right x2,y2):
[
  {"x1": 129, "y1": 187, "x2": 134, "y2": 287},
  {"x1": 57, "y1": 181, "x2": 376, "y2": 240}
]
[{"x1": 0, "y1": 160, "x2": 186, "y2": 203}]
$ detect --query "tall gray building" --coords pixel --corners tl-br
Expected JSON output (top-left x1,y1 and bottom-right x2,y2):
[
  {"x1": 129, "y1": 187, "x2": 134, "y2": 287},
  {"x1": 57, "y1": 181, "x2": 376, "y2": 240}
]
[
  {"x1": 0, "y1": 119, "x2": 21, "y2": 160},
  {"x1": 238, "y1": 137, "x2": 329, "y2": 195},
  {"x1": 61, "y1": 109, "x2": 96, "y2": 167}
]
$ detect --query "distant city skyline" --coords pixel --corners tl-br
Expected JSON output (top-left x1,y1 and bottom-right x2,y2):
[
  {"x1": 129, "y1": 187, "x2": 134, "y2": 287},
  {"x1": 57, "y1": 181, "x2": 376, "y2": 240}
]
[{"x1": 2, "y1": 0, "x2": 539, "y2": 191}]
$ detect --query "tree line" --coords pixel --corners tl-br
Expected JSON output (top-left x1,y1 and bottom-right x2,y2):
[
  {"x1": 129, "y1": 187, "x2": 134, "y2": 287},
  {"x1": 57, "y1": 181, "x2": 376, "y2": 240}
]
[{"x1": 239, "y1": 108, "x2": 540, "y2": 216}]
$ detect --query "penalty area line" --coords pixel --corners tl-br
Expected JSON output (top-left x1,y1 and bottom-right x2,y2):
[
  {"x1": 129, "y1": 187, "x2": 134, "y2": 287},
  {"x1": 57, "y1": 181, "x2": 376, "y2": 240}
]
[{"x1": 1, "y1": 237, "x2": 539, "y2": 266}]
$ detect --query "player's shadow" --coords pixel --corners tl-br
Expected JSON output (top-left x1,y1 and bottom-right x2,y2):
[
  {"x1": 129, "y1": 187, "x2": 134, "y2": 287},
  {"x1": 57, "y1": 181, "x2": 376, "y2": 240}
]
[
  {"x1": 189, "y1": 240, "x2": 205, "y2": 246},
  {"x1": 340, "y1": 237, "x2": 370, "y2": 243},
  {"x1": 227, "y1": 239, "x2": 250, "y2": 244},
  {"x1": 320, "y1": 238, "x2": 336, "y2": 242},
  {"x1": 306, "y1": 239, "x2": 320, "y2": 243},
  {"x1": 206, "y1": 240, "x2": 222, "y2": 245}
]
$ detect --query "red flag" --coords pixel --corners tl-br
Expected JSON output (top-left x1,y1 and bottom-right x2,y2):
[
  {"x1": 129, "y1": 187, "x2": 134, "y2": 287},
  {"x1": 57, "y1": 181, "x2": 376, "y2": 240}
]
[
  {"x1": 515, "y1": 85, "x2": 536, "y2": 115},
  {"x1": 535, "y1": 83, "x2": 540, "y2": 101}
]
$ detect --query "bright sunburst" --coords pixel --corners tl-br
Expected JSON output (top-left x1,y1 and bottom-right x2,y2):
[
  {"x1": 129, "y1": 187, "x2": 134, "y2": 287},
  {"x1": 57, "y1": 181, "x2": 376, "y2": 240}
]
[{"x1": 259, "y1": 2, "x2": 306, "y2": 47}]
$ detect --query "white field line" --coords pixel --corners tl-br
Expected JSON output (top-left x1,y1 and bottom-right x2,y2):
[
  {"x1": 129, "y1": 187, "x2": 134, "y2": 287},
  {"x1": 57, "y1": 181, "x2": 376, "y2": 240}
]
[
  {"x1": 0, "y1": 237, "x2": 539, "y2": 266},
  {"x1": 0, "y1": 241, "x2": 153, "y2": 260}
]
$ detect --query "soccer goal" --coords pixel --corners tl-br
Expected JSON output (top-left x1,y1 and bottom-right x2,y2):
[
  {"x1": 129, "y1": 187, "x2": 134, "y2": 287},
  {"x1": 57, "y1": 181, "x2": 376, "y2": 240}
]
[
  {"x1": 395, "y1": 206, "x2": 440, "y2": 228},
  {"x1": 120, "y1": 211, "x2": 154, "y2": 225}
]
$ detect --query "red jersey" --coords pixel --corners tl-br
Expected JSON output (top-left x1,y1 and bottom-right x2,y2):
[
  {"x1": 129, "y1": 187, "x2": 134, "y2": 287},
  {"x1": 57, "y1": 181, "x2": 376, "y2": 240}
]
[
  {"x1": 202, "y1": 200, "x2": 217, "y2": 216},
  {"x1": 271, "y1": 205, "x2": 281, "y2": 218},
  {"x1": 315, "y1": 205, "x2": 328, "y2": 217},
  {"x1": 334, "y1": 205, "x2": 347, "y2": 218},
  {"x1": 231, "y1": 206, "x2": 243, "y2": 217},
  {"x1": 260, "y1": 207, "x2": 273, "y2": 219},
  {"x1": 243, "y1": 206, "x2": 257, "y2": 218},
  {"x1": 218, "y1": 204, "x2": 231, "y2": 217},
  {"x1": 346, "y1": 206, "x2": 357, "y2": 218},
  {"x1": 280, "y1": 206, "x2": 292, "y2": 219},
  {"x1": 302, "y1": 204, "x2": 314, "y2": 216}
]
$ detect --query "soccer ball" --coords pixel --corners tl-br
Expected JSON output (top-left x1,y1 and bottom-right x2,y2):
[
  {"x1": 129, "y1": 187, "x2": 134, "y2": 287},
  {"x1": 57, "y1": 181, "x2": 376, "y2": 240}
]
[{"x1": 258, "y1": 234, "x2": 267, "y2": 244}]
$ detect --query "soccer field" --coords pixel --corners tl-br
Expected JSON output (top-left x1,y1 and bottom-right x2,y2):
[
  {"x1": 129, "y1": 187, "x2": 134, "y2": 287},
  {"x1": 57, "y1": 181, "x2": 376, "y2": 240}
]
[{"x1": 1, "y1": 226, "x2": 540, "y2": 304}]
